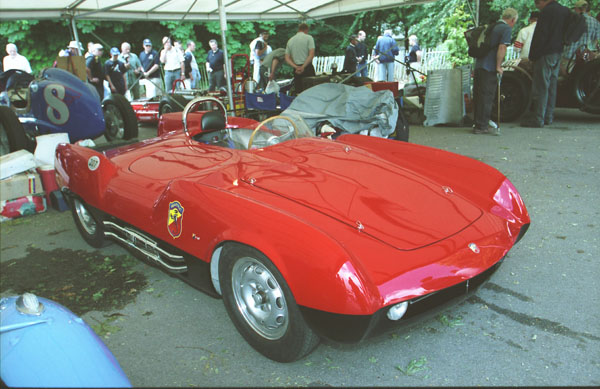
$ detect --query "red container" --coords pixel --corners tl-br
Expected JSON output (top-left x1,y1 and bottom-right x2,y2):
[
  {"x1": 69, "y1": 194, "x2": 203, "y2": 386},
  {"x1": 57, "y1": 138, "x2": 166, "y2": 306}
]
[
  {"x1": 0, "y1": 195, "x2": 47, "y2": 221},
  {"x1": 37, "y1": 166, "x2": 59, "y2": 202},
  {"x1": 364, "y1": 81, "x2": 399, "y2": 97}
]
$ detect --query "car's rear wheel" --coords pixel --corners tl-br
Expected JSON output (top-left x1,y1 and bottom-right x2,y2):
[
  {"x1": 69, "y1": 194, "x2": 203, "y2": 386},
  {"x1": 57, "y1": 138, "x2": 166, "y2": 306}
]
[
  {"x1": 103, "y1": 94, "x2": 138, "y2": 141},
  {"x1": 70, "y1": 197, "x2": 107, "y2": 248},
  {"x1": 491, "y1": 71, "x2": 531, "y2": 122},
  {"x1": 159, "y1": 94, "x2": 188, "y2": 117},
  {"x1": 219, "y1": 243, "x2": 320, "y2": 362},
  {"x1": 0, "y1": 106, "x2": 28, "y2": 156},
  {"x1": 573, "y1": 59, "x2": 600, "y2": 114}
]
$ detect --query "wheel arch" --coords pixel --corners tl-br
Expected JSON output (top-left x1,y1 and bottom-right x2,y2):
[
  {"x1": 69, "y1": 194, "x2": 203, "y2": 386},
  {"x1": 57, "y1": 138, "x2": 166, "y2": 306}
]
[{"x1": 159, "y1": 179, "x2": 382, "y2": 315}]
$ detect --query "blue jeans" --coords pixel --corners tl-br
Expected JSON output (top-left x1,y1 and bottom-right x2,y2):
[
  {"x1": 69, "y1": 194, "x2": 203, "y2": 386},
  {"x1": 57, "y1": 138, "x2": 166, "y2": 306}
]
[
  {"x1": 164, "y1": 69, "x2": 181, "y2": 93},
  {"x1": 377, "y1": 62, "x2": 395, "y2": 82},
  {"x1": 191, "y1": 68, "x2": 200, "y2": 89},
  {"x1": 530, "y1": 52, "x2": 561, "y2": 125},
  {"x1": 357, "y1": 63, "x2": 368, "y2": 78}
]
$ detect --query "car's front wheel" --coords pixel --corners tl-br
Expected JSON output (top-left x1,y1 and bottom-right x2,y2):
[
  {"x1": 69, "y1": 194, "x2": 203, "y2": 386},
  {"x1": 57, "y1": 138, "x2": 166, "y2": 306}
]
[
  {"x1": 219, "y1": 243, "x2": 320, "y2": 362},
  {"x1": 69, "y1": 196, "x2": 108, "y2": 248},
  {"x1": 0, "y1": 106, "x2": 28, "y2": 156},
  {"x1": 103, "y1": 94, "x2": 138, "y2": 141}
]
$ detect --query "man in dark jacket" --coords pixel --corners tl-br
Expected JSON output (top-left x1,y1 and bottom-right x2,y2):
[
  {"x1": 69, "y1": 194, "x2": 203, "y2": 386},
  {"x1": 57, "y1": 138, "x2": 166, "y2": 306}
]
[
  {"x1": 343, "y1": 35, "x2": 359, "y2": 74},
  {"x1": 521, "y1": 0, "x2": 570, "y2": 127},
  {"x1": 356, "y1": 31, "x2": 368, "y2": 77},
  {"x1": 86, "y1": 44, "x2": 105, "y2": 100}
]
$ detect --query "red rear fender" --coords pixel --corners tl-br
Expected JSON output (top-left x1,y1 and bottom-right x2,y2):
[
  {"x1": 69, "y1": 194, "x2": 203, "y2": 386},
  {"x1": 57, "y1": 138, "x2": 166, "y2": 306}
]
[{"x1": 55, "y1": 144, "x2": 118, "y2": 206}]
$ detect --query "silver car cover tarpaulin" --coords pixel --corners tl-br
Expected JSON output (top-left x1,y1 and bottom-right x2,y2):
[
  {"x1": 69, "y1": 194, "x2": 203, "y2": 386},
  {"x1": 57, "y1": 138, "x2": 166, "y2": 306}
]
[{"x1": 282, "y1": 83, "x2": 398, "y2": 138}]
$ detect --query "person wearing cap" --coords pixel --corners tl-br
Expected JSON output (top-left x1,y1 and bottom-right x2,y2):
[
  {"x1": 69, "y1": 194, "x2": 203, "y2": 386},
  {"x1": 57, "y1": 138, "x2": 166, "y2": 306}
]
[
  {"x1": 139, "y1": 38, "x2": 161, "y2": 98},
  {"x1": 563, "y1": 0, "x2": 600, "y2": 61},
  {"x1": 119, "y1": 42, "x2": 142, "y2": 100},
  {"x1": 3, "y1": 43, "x2": 32, "y2": 73},
  {"x1": 514, "y1": 11, "x2": 540, "y2": 60},
  {"x1": 105, "y1": 47, "x2": 127, "y2": 96},
  {"x1": 86, "y1": 43, "x2": 105, "y2": 100},
  {"x1": 160, "y1": 36, "x2": 185, "y2": 93},
  {"x1": 343, "y1": 35, "x2": 359, "y2": 74},
  {"x1": 59, "y1": 40, "x2": 83, "y2": 57}
]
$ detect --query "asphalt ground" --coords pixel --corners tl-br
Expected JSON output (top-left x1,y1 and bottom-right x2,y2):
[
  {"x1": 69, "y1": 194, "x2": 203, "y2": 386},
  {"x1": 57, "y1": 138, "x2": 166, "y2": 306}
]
[{"x1": 1, "y1": 108, "x2": 599, "y2": 386}]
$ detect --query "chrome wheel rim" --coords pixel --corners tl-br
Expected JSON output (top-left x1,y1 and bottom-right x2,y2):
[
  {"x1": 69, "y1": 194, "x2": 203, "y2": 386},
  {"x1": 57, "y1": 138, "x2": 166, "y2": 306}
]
[
  {"x1": 231, "y1": 257, "x2": 288, "y2": 340},
  {"x1": 0, "y1": 123, "x2": 10, "y2": 156},
  {"x1": 104, "y1": 104, "x2": 125, "y2": 140},
  {"x1": 74, "y1": 199, "x2": 97, "y2": 235}
]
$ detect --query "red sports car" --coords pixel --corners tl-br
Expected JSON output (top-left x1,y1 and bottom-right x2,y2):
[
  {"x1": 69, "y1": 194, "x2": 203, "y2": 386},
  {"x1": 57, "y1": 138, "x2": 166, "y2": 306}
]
[{"x1": 55, "y1": 97, "x2": 530, "y2": 362}]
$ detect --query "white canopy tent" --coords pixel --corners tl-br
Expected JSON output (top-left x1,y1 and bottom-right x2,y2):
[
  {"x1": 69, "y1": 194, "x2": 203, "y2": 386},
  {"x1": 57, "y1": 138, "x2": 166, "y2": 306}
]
[
  {"x1": 0, "y1": 0, "x2": 438, "y2": 107},
  {"x1": 0, "y1": 0, "x2": 436, "y2": 21}
]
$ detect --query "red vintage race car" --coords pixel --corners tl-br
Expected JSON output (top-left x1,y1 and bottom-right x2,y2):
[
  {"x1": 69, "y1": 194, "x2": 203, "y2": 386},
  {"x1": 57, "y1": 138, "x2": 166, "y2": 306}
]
[{"x1": 55, "y1": 96, "x2": 530, "y2": 362}]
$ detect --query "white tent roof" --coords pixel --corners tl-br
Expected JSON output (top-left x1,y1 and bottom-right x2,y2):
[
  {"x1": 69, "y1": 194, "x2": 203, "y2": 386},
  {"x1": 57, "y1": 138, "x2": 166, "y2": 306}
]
[{"x1": 0, "y1": 0, "x2": 435, "y2": 21}]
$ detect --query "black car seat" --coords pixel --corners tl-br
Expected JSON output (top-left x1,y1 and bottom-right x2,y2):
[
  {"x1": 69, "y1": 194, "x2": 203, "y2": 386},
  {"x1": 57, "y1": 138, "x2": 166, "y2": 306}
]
[{"x1": 201, "y1": 110, "x2": 226, "y2": 132}]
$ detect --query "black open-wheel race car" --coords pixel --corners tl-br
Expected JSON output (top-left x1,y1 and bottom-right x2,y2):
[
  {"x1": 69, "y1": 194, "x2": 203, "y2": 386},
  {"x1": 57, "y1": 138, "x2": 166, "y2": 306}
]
[{"x1": 492, "y1": 51, "x2": 600, "y2": 122}]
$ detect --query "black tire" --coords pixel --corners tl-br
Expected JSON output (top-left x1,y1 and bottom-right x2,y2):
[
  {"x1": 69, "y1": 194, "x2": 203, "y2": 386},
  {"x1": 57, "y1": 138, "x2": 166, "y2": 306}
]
[
  {"x1": 102, "y1": 93, "x2": 138, "y2": 141},
  {"x1": 491, "y1": 71, "x2": 531, "y2": 122},
  {"x1": 69, "y1": 196, "x2": 107, "y2": 248},
  {"x1": 0, "y1": 106, "x2": 28, "y2": 156},
  {"x1": 159, "y1": 94, "x2": 188, "y2": 116},
  {"x1": 219, "y1": 243, "x2": 320, "y2": 362},
  {"x1": 573, "y1": 59, "x2": 600, "y2": 114}
]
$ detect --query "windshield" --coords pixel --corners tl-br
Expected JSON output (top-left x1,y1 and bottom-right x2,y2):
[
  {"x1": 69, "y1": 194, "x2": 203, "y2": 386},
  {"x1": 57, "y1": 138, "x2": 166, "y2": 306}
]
[{"x1": 193, "y1": 114, "x2": 314, "y2": 150}]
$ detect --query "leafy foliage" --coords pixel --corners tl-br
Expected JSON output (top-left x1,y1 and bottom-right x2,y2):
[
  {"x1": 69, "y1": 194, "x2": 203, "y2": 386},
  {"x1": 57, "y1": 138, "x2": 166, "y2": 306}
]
[{"x1": 2, "y1": 1, "x2": 588, "y2": 75}]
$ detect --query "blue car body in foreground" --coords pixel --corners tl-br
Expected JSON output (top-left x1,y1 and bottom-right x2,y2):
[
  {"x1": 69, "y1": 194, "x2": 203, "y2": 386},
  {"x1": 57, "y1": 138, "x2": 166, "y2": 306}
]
[
  {"x1": 0, "y1": 294, "x2": 130, "y2": 387},
  {"x1": 24, "y1": 68, "x2": 106, "y2": 141}
]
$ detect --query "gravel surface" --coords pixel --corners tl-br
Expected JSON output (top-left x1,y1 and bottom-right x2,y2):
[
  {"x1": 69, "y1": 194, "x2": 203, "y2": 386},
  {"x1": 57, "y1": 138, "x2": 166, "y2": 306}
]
[{"x1": 1, "y1": 108, "x2": 598, "y2": 386}]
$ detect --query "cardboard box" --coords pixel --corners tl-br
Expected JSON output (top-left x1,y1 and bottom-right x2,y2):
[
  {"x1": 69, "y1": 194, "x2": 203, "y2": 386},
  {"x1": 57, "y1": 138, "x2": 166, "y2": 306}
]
[
  {"x1": 0, "y1": 149, "x2": 37, "y2": 180},
  {"x1": 0, "y1": 195, "x2": 47, "y2": 222},
  {"x1": 0, "y1": 170, "x2": 44, "y2": 202},
  {"x1": 55, "y1": 56, "x2": 87, "y2": 81}
]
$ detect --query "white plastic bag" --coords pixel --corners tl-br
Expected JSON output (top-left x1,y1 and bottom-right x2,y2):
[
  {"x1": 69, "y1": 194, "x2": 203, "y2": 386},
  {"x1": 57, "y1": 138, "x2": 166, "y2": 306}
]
[{"x1": 265, "y1": 80, "x2": 280, "y2": 94}]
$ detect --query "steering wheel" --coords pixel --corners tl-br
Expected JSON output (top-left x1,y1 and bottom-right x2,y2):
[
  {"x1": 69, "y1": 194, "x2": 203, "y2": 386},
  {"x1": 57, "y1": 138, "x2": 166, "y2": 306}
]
[
  {"x1": 247, "y1": 115, "x2": 299, "y2": 149},
  {"x1": 2, "y1": 69, "x2": 33, "y2": 104},
  {"x1": 181, "y1": 96, "x2": 227, "y2": 137}
]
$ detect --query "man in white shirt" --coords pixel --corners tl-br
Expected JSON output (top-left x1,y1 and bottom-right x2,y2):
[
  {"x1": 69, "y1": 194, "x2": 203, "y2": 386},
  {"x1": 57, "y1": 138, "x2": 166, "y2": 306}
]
[
  {"x1": 514, "y1": 11, "x2": 539, "y2": 60},
  {"x1": 160, "y1": 36, "x2": 185, "y2": 93},
  {"x1": 250, "y1": 32, "x2": 272, "y2": 83},
  {"x1": 3, "y1": 44, "x2": 32, "y2": 73}
]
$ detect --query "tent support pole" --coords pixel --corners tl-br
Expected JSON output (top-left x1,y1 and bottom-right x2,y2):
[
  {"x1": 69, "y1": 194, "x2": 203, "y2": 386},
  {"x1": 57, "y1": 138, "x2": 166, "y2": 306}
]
[
  {"x1": 71, "y1": 17, "x2": 82, "y2": 55},
  {"x1": 218, "y1": 0, "x2": 235, "y2": 114}
]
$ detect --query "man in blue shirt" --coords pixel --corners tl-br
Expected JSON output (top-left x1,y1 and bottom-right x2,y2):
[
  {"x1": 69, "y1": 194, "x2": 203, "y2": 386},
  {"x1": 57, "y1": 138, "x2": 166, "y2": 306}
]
[
  {"x1": 205, "y1": 39, "x2": 225, "y2": 92},
  {"x1": 374, "y1": 30, "x2": 399, "y2": 82},
  {"x1": 521, "y1": 0, "x2": 570, "y2": 127},
  {"x1": 139, "y1": 39, "x2": 161, "y2": 98},
  {"x1": 472, "y1": 8, "x2": 518, "y2": 135},
  {"x1": 105, "y1": 47, "x2": 127, "y2": 96}
]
